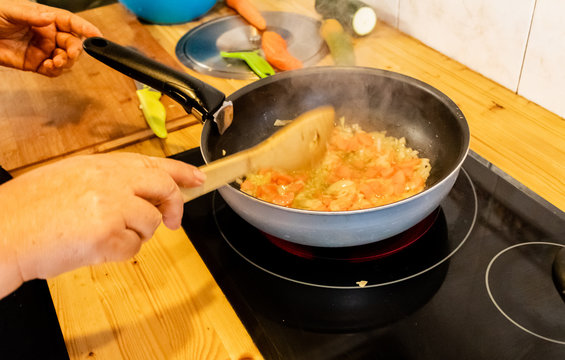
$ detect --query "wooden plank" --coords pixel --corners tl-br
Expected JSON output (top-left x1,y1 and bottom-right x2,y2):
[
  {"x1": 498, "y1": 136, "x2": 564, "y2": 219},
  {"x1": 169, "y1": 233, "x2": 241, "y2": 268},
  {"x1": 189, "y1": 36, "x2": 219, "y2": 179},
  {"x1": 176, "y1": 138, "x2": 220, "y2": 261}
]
[
  {"x1": 50, "y1": 223, "x2": 262, "y2": 360},
  {"x1": 0, "y1": 4, "x2": 189, "y2": 172}
]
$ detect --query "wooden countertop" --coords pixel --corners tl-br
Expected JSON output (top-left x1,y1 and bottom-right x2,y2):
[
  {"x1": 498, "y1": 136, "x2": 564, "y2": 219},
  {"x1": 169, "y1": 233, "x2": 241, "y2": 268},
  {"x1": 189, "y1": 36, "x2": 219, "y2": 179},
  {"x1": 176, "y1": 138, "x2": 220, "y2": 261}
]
[{"x1": 1, "y1": 1, "x2": 564, "y2": 359}]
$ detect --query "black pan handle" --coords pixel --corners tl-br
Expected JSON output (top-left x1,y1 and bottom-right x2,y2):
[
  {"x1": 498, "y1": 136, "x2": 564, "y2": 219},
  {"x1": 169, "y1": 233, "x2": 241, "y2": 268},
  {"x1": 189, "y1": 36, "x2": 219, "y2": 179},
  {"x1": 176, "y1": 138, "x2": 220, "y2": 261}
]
[{"x1": 83, "y1": 37, "x2": 225, "y2": 121}]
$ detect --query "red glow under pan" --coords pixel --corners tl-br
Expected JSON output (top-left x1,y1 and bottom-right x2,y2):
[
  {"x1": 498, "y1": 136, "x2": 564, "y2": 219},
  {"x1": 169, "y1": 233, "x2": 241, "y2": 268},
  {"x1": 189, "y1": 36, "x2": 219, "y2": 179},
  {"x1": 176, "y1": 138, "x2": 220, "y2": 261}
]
[{"x1": 264, "y1": 208, "x2": 440, "y2": 262}]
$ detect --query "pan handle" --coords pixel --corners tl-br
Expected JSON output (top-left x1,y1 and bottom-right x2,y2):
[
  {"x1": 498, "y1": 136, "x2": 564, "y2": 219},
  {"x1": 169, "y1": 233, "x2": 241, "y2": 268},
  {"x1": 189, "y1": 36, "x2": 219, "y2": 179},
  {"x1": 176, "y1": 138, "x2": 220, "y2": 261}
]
[{"x1": 83, "y1": 37, "x2": 225, "y2": 122}]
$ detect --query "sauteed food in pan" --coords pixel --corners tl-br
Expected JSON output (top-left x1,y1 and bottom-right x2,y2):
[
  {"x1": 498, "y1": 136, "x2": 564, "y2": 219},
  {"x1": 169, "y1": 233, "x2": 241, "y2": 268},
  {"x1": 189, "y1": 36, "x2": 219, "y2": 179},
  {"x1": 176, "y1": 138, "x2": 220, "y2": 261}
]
[{"x1": 240, "y1": 120, "x2": 431, "y2": 211}]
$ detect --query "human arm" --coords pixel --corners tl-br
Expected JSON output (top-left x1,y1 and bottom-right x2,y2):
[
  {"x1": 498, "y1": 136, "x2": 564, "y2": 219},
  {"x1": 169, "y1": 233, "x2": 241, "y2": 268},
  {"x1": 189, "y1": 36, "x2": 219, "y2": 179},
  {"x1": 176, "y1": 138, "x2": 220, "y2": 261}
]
[
  {"x1": 0, "y1": 0, "x2": 102, "y2": 76},
  {"x1": 0, "y1": 152, "x2": 205, "y2": 299}
]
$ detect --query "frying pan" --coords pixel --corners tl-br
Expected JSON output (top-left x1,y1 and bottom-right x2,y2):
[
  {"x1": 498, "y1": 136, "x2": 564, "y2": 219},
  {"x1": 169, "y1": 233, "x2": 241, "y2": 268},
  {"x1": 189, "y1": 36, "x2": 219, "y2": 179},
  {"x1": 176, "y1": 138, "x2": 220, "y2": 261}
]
[{"x1": 84, "y1": 37, "x2": 470, "y2": 248}]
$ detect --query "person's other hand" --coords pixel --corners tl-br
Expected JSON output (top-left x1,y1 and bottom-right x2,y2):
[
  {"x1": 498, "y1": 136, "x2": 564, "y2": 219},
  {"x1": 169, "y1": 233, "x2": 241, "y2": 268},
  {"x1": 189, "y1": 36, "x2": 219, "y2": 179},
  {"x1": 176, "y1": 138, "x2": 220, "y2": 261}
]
[
  {"x1": 0, "y1": 0, "x2": 102, "y2": 76},
  {"x1": 0, "y1": 153, "x2": 205, "y2": 297}
]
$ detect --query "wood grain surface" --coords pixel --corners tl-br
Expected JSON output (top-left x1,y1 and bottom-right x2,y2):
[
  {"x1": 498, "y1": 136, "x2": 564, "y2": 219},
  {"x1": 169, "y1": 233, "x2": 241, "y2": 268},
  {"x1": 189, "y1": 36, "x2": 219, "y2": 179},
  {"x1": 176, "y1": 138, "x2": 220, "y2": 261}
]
[
  {"x1": 1, "y1": 0, "x2": 561, "y2": 359},
  {"x1": 0, "y1": 5, "x2": 196, "y2": 174}
]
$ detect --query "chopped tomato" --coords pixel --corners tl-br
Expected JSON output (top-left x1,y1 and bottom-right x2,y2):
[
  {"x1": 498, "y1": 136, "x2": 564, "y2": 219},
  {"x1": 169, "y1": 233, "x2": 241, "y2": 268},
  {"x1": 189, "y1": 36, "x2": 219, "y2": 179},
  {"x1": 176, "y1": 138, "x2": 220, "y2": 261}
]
[{"x1": 240, "y1": 123, "x2": 430, "y2": 211}]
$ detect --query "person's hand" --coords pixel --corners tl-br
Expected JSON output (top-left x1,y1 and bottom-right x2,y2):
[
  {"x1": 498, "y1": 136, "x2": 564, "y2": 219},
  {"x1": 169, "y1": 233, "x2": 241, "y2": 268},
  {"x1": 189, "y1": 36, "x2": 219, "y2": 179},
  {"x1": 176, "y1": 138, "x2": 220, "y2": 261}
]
[
  {"x1": 0, "y1": 153, "x2": 205, "y2": 298},
  {"x1": 0, "y1": 0, "x2": 102, "y2": 76}
]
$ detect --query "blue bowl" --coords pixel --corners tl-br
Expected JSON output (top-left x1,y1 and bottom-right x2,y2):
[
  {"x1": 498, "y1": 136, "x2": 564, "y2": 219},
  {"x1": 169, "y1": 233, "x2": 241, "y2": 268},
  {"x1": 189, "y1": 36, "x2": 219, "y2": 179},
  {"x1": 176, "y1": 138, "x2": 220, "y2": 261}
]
[{"x1": 119, "y1": 0, "x2": 217, "y2": 24}]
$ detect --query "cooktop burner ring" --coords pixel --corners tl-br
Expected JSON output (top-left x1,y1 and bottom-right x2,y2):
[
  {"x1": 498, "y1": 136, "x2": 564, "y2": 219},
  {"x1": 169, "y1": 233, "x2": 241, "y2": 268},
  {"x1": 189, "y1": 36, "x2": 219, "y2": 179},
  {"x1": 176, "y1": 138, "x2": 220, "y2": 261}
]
[
  {"x1": 213, "y1": 167, "x2": 478, "y2": 289},
  {"x1": 485, "y1": 241, "x2": 565, "y2": 345}
]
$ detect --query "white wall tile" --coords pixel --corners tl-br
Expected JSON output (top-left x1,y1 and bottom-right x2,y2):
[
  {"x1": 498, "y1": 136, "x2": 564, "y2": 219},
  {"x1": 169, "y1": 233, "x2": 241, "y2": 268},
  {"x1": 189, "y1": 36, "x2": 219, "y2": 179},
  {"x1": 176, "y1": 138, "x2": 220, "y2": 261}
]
[
  {"x1": 518, "y1": 0, "x2": 565, "y2": 118},
  {"x1": 397, "y1": 0, "x2": 535, "y2": 91},
  {"x1": 362, "y1": 0, "x2": 399, "y2": 28}
]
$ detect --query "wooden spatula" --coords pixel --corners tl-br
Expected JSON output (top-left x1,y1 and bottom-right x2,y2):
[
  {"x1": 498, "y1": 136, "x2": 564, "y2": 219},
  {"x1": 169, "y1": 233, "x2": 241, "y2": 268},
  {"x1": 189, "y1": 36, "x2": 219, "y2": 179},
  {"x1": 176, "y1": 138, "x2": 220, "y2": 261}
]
[{"x1": 181, "y1": 106, "x2": 335, "y2": 202}]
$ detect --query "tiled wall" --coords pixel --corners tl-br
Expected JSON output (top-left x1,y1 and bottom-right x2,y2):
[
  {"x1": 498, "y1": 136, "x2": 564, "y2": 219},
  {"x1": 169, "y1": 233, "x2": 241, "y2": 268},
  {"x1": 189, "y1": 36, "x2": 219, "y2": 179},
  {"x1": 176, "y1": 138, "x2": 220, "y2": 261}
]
[{"x1": 364, "y1": 0, "x2": 565, "y2": 119}]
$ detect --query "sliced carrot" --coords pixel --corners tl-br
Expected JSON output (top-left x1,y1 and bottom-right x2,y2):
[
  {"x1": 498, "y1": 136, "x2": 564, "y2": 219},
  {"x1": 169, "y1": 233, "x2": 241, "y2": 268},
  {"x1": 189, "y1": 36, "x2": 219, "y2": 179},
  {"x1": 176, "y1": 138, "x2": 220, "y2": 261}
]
[
  {"x1": 390, "y1": 170, "x2": 407, "y2": 195},
  {"x1": 329, "y1": 133, "x2": 351, "y2": 151},
  {"x1": 350, "y1": 159, "x2": 366, "y2": 169},
  {"x1": 285, "y1": 181, "x2": 305, "y2": 193},
  {"x1": 240, "y1": 179, "x2": 256, "y2": 192},
  {"x1": 334, "y1": 164, "x2": 354, "y2": 179},
  {"x1": 356, "y1": 132, "x2": 374, "y2": 146},
  {"x1": 226, "y1": 0, "x2": 266, "y2": 31},
  {"x1": 391, "y1": 170, "x2": 406, "y2": 184},
  {"x1": 261, "y1": 31, "x2": 303, "y2": 71},
  {"x1": 364, "y1": 165, "x2": 383, "y2": 178},
  {"x1": 256, "y1": 183, "x2": 279, "y2": 201},
  {"x1": 329, "y1": 193, "x2": 357, "y2": 211},
  {"x1": 359, "y1": 182, "x2": 377, "y2": 199},
  {"x1": 271, "y1": 171, "x2": 294, "y2": 185},
  {"x1": 381, "y1": 166, "x2": 395, "y2": 178},
  {"x1": 272, "y1": 192, "x2": 295, "y2": 207}
]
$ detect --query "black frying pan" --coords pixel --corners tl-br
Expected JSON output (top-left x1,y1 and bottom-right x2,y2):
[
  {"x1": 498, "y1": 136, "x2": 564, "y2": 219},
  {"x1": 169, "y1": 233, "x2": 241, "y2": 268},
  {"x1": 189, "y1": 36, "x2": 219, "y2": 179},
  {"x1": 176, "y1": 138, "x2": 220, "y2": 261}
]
[{"x1": 84, "y1": 37, "x2": 469, "y2": 247}]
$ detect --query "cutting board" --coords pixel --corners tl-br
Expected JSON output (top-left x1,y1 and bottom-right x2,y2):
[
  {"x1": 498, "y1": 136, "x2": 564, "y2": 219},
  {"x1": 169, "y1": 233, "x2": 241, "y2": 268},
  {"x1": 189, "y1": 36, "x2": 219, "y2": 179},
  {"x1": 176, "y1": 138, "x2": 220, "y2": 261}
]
[{"x1": 0, "y1": 5, "x2": 194, "y2": 173}]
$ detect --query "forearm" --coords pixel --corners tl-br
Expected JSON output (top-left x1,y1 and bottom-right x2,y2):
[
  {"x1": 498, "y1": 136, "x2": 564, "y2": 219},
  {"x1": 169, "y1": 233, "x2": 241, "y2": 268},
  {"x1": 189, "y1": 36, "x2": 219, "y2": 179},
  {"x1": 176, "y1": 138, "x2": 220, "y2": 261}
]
[
  {"x1": 0, "y1": 185, "x2": 38, "y2": 300},
  {"x1": 0, "y1": 234, "x2": 24, "y2": 299}
]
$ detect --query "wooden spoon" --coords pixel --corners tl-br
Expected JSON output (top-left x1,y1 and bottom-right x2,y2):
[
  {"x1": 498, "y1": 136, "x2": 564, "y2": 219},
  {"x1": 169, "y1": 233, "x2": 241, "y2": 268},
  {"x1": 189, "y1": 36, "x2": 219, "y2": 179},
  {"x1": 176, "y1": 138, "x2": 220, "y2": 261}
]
[{"x1": 181, "y1": 106, "x2": 335, "y2": 202}]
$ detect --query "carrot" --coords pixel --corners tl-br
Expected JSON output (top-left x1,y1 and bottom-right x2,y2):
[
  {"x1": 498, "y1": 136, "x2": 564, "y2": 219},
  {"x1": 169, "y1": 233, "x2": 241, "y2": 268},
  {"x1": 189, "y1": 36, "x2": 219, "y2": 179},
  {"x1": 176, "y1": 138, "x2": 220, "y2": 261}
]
[
  {"x1": 240, "y1": 179, "x2": 256, "y2": 192},
  {"x1": 391, "y1": 170, "x2": 407, "y2": 195},
  {"x1": 356, "y1": 132, "x2": 374, "y2": 146},
  {"x1": 270, "y1": 171, "x2": 294, "y2": 185},
  {"x1": 272, "y1": 192, "x2": 295, "y2": 207},
  {"x1": 226, "y1": 0, "x2": 266, "y2": 31},
  {"x1": 359, "y1": 182, "x2": 377, "y2": 199},
  {"x1": 329, "y1": 193, "x2": 357, "y2": 211},
  {"x1": 329, "y1": 133, "x2": 350, "y2": 151},
  {"x1": 261, "y1": 31, "x2": 303, "y2": 71},
  {"x1": 285, "y1": 181, "x2": 305, "y2": 194},
  {"x1": 334, "y1": 164, "x2": 355, "y2": 179},
  {"x1": 256, "y1": 183, "x2": 279, "y2": 202},
  {"x1": 381, "y1": 166, "x2": 395, "y2": 178}
]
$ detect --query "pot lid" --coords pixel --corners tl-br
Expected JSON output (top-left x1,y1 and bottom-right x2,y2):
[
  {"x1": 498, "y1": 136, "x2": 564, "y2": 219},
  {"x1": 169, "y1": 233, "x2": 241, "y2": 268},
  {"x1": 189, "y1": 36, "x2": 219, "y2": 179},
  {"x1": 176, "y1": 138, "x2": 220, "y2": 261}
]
[{"x1": 175, "y1": 11, "x2": 328, "y2": 79}]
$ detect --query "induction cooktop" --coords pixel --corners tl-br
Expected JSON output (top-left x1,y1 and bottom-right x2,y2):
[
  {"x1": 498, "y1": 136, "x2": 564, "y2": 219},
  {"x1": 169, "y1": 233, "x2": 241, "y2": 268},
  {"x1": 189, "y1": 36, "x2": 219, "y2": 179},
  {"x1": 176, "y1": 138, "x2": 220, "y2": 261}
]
[{"x1": 176, "y1": 147, "x2": 565, "y2": 360}]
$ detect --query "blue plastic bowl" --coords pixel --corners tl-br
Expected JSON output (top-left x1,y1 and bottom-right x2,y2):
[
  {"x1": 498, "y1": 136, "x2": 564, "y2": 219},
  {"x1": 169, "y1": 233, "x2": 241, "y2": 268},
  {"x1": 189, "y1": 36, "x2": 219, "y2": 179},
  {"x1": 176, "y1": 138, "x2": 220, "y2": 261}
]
[{"x1": 119, "y1": 0, "x2": 217, "y2": 24}]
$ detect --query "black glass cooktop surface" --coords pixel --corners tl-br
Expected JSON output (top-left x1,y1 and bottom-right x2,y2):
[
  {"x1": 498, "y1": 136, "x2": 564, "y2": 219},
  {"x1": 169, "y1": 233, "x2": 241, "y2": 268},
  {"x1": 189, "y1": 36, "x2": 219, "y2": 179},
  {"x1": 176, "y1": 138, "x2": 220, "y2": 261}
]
[{"x1": 176, "y1": 148, "x2": 565, "y2": 360}]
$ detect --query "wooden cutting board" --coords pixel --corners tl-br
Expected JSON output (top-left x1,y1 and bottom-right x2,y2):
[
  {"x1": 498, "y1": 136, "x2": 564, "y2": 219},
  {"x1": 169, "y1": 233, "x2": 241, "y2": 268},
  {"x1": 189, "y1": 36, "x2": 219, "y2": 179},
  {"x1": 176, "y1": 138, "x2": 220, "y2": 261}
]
[{"x1": 0, "y1": 5, "x2": 195, "y2": 173}]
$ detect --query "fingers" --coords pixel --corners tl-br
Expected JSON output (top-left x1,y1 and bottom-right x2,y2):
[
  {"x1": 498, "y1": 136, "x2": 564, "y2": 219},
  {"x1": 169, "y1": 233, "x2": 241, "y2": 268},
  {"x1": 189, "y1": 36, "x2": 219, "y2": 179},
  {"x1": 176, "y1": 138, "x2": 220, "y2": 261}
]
[
  {"x1": 139, "y1": 157, "x2": 207, "y2": 229},
  {"x1": 147, "y1": 156, "x2": 206, "y2": 188},
  {"x1": 12, "y1": 1, "x2": 103, "y2": 38},
  {"x1": 115, "y1": 154, "x2": 205, "y2": 229},
  {"x1": 94, "y1": 229, "x2": 143, "y2": 264},
  {"x1": 35, "y1": 13, "x2": 96, "y2": 76},
  {"x1": 50, "y1": 6, "x2": 103, "y2": 39},
  {"x1": 56, "y1": 32, "x2": 83, "y2": 60},
  {"x1": 36, "y1": 34, "x2": 80, "y2": 76},
  {"x1": 3, "y1": 0, "x2": 102, "y2": 76},
  {"x1": 37, "y1": 58, "x2": 64, "y2": 77},
  {"x1": 130, "y1": 167, "x2": 186, "y2": 230},
  {"x1": 122, "y1": 196, "x2": 163, "y2": 242},
  {"x1": 36, "y1": 33, "x2": 78, "y2": 76}
]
